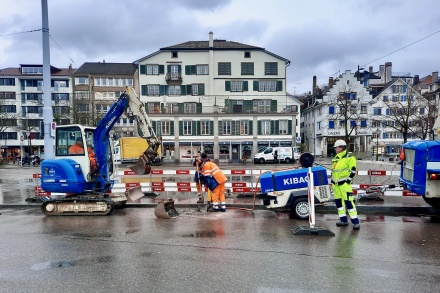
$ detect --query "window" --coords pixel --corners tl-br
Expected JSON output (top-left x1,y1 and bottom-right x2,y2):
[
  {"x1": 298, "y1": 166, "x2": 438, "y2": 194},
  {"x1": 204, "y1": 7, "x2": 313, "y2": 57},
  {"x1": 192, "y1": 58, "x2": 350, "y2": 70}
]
[
  {"x1": 279, "y1": 120, "x2": 288, "y2": 134},
  {"x1": 420, "y1": 107, "x2": 425, "y2": 115},
  {"x1": 184, "y1": 103, "x2": 197, "y2": 114},
  {"x1": 383, "y1": 95, "x2": 388, "y2": 102},
  {"x1": 258, "y1": 80, "x2": 276, "y2": 92},
  {"x1": 22, "y1": 67, "x2": 43, "y2": 74},
  {"x1": 329, "y1": 106, "x2": 334, "y2": 114},
  {"x1": 201, "y1": 120, "x2": 210, "y2": 135},
  {"x1": 264, "y1": 62, "x2": 278, "y2": 75},
  {"x1": 373, "y1": 108, "x2": 382, "y2": 115},
  {"x1": 147, "y1": 85, "x2": 159, "y2": 96},
  {"x1": 254, "y1": 100, "x2": 271, "y2": 113},
  {"x1": 0, "y1": 92, "x2": 16, "y2": 99},
  {"x1": 339, "y1": 120, "x2": 346, "y2": 126},
  {"x1": 192, "y1": 84, "x2": 199, "y2": 95},
  {"x1": 168, "y1": 85, "x2": 181, "y2": 96},
  {"x1": 183, "y1": 121, "x2": 191, "y2": 135},
  {"x1": 361, "y1": 105, "x2": 367, "y2": 114},
  {"x1": 218, "y1": 62, "x2": 231, "y2": 75},
  {"x1": 240, "y1": 120, "x2": 248, "y2": 135},
  {"x1": 161, "y1": 121, "x2": 171, "y2": 135},
  {"x1": 196, "y1": 65, "x2": 208, "y2": 75},
  {"x1": 75, "y1": 91, "x2": 89, "y2": 99},
  {"x1": 361, "y1": 120, "x2": 367, "y2": 127},
  {"x1": 329, "y1": 120, "x2": 335, "y2": 129},
  {"x1": 0, "y1": 105, "x2": 16, "y2": 113},
  {"x1": 223, "y1": 121, "x2": 231, "y2": 135},
  {"x1": 78, "y1": 104, "x2": 89, "y2": 112},
  {"x1": 261, "y1": 120, "x2": 270, "y2": 134},
  {"x1": 169, "y1": 64, "x2": 179, "y2": 80},
  {"x1": 231, "y1": 81, "x2": 243, "y2": 92},
  {"x1": 53, "y1": 80, "x2": 68, "y2": 90},
  {"x1": 146, "y1": 65, "x2": 159, "y2": 75},
  {"x1": 244, "y1": 52, "x2": 251, "y2": 58},
  {"x1": 0, "y1": 78, "x2": 15, "y2": 86},
  {"x1": 241, "y1": 62, "x2": 254, "y2": 75},
  {"x1": 172, "y1": 52, "x2": 178, "y2": 58},
  {"x1": 75, "y1": 77, "x2": 88, "y2": 85}
]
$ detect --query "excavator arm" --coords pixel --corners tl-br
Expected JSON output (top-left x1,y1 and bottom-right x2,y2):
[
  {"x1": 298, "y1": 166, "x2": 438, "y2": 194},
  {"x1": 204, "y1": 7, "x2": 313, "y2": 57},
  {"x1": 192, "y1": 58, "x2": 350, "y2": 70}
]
[{"x1": 121, "y1": 87, "x2": 162, "y2": 175}]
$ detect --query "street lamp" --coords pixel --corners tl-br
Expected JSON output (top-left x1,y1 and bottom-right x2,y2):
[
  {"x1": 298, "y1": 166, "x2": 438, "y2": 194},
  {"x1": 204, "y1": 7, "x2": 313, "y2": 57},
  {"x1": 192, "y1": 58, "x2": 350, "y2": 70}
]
[{"x1": 375, "y1": 128, "x2": 380, "y2": 161}]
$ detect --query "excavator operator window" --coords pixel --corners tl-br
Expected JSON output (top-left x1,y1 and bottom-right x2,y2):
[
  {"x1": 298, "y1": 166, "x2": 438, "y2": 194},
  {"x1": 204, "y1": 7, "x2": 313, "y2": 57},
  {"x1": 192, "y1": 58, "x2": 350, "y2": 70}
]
[{"x1": 55, "y1": 126, "x2": 84, "y2": 156}]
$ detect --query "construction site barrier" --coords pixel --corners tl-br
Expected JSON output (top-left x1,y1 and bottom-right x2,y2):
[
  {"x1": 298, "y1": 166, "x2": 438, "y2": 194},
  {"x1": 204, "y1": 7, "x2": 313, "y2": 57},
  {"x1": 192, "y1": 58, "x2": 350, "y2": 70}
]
[{"x1": 31, "y1": 169, "x2": 417, "y2": 197}]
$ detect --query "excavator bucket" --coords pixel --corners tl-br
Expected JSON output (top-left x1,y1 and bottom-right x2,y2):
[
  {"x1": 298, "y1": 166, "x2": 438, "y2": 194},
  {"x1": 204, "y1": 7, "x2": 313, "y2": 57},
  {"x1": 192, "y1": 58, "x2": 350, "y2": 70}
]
[
  {"x1": 129, "y1": 156, "x2": 152, "y2": 175},
  {"x1": 126, "y1": 185, "x2": 145, "y2": 201},
  {"x1": 154, "y1": 197, "x2": 179, "y2": 219}
]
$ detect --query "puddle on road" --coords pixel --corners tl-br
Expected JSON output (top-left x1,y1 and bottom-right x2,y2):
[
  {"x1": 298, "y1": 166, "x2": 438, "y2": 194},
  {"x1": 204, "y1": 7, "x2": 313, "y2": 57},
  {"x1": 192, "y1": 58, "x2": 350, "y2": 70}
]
[{"x1": 31, "y1": 255, "x2": 115, "y2": 270}]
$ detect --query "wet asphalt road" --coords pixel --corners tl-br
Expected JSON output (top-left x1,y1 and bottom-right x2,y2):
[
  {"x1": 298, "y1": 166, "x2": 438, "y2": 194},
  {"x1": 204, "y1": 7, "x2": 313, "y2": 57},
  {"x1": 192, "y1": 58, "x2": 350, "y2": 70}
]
[
  {"x1": 1, "y1": 207, "x2": 440, "y2": 293},
  {"x1": 1, "y1": 161, "x2": 440, "y2": 292}
]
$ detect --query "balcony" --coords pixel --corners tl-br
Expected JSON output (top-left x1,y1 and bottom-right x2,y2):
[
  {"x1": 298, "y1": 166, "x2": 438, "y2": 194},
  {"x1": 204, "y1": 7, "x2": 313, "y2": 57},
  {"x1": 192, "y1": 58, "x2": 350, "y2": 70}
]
[{"x1": 165, "y1": 73, "x2": 182, "y2": 85}]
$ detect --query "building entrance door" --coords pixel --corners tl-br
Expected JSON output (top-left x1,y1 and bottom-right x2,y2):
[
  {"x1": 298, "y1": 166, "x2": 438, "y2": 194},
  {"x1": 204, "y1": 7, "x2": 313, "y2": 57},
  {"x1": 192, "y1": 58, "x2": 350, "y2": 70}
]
[{"x1": 231, "y1": 144, "x2": 239, "y2": 163}]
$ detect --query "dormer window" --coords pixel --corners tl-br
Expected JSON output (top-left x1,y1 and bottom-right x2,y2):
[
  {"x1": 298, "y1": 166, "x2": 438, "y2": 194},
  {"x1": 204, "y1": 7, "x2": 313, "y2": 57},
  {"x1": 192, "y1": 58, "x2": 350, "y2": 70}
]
[
  {"x1": 244, "y1": 51, "x2": 251, "y2": 58},
  {"x1": 172, "y1": 52, "x2": 178, "y2": 58}
]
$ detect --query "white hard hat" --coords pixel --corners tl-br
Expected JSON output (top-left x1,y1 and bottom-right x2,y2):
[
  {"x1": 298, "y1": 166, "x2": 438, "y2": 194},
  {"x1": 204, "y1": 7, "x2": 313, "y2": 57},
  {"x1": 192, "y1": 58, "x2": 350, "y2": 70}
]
[{"x1": 333, "y1": 139, "x2": 347, "y2": 148}]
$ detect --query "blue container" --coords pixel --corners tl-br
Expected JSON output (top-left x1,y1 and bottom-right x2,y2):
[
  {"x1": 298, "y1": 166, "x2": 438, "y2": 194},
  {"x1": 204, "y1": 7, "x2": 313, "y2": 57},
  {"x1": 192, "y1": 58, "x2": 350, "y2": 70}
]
[{"x1": 260, "y1": 166, "x2": 328, "y2": 193}]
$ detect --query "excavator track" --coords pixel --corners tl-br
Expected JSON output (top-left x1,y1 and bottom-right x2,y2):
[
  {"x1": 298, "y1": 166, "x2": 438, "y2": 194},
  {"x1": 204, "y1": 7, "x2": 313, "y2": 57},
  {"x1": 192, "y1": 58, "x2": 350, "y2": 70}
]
[{"x1": 41, "y1": 197, "x2": 115, "y2": 216}]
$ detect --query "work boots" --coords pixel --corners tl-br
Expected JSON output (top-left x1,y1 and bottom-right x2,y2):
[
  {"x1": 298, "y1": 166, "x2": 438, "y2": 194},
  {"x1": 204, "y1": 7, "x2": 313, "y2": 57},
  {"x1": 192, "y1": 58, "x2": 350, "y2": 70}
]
[{"x1": 336, "y1": 221, "x2": 349, "y2": 227}]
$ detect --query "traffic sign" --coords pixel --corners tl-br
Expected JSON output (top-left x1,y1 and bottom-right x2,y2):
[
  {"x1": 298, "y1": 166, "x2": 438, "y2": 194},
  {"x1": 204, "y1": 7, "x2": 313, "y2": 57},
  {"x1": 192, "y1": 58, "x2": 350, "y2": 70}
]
[{"x1": 296, "y1": 137, "x2": 301, "y2": 143}]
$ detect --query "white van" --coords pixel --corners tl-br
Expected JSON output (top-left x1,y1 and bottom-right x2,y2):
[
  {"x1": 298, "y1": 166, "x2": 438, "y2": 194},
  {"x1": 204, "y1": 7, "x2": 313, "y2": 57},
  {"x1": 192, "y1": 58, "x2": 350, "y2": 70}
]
[{"x1": 254, "y1": 146, "x2": 300, "y2": 164}]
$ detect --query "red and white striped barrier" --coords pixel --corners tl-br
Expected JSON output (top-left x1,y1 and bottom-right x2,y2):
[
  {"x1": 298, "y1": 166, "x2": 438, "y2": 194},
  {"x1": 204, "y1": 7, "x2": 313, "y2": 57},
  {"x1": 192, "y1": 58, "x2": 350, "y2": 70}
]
[{"x1": 31, "y1": 169, "x2": 414, "y2": 197}]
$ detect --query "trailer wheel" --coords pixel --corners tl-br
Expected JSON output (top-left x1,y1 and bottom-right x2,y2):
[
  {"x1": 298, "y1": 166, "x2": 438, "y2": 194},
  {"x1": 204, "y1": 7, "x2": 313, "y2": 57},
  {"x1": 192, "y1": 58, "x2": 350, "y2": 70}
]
[
  {"x1": 290, "y1": 198, "x2": 309, "y2": 220},
  {"x1": 423, "y1": 197, "x2": 440, "y2": 209}
]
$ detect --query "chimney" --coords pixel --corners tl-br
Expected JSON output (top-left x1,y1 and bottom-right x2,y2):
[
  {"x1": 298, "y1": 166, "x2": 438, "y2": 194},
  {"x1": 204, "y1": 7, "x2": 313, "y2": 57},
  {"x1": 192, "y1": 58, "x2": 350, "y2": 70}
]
[
  {"x1": 413, "y1": 75, "x2": 419, "y2": 85},
  {"x1": 379, "y1": 65, "x2": 385, "y2": 82},
  {"x1": 369, "y1": 66, "x2": 373, "y2": 73},
  {"x1": 385, "y1": 62, "x2": 392, "y2": 83},
  {"x1": 433, "y1": 71, "x2": 439, "y2": 83},
  {"x1": 209, "y1": 32, "x2": 213, "y2": 48},
  {"x1": 312, "y1": 75, "x2": 317, "y2": 95},
  {"x1": 329, "y1": 77, "x2": 334, "y2": 88}
]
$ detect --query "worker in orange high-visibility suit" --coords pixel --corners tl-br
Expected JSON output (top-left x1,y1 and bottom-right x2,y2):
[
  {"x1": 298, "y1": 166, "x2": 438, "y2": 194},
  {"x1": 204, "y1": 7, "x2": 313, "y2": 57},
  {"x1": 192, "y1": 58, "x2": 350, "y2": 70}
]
[{"x1": 200, "y1": 153, "x2": 228, "y2": 212}]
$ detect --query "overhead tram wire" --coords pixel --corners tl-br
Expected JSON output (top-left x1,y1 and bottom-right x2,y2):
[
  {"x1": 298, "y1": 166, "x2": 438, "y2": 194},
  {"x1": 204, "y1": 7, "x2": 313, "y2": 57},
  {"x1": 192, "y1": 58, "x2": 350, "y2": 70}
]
[
  {"x1": 361, "y1": 30, "x2": 440, "y2": 68},
  {"x1": 0, "y1": 28, "x2": 42, "y2": 37}
]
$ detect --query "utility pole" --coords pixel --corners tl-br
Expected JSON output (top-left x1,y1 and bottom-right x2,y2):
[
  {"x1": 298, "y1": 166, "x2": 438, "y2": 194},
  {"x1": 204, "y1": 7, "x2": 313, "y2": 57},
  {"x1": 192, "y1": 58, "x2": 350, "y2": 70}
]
[{"x1": 42, "y1": 0, "x2": 54, "y2": 159}]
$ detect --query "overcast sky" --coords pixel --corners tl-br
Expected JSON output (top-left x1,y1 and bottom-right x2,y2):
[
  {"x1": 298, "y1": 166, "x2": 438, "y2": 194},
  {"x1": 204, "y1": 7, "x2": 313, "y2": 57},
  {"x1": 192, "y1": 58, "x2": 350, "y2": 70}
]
[{"x1": 1, "y1": 0, "x2": 439, "y2": 95}]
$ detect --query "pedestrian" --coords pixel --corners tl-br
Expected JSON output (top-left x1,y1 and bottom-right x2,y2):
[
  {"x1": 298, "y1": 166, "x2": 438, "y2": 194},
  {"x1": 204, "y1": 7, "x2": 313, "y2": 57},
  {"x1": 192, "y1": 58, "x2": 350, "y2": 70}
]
[
  {"x1": 274, "y1": 150, "x2": 278, "y2": 164},
  {"x1": 331, "y1": 140, "x2": 360, "y2": 230},
  {"x1": 13, "y1": 150, "x2": 18, "y2": 164},
  {"x1": 200, "y1": 152, "x2": 228, "y2": 212}
]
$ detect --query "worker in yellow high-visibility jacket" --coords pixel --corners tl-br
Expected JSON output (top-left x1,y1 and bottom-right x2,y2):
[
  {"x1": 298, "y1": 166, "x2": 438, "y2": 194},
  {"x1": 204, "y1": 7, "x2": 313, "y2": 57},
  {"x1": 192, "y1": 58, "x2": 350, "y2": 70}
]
[{"x1": 331, "y1": 140, "x2": 360, "y2": 230}]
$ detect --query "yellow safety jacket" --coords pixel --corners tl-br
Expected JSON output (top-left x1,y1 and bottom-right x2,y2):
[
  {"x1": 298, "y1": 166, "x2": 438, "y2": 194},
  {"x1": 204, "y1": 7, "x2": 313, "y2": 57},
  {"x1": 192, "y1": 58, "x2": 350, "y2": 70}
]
[{"x1": 331, "y1": 150, "x2": 357, "y2": 185}]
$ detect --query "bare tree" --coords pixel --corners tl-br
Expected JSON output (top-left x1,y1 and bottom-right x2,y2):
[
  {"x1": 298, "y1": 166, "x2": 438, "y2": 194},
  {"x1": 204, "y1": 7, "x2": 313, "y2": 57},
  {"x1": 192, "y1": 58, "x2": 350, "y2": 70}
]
[
  {"x1": 327, "y1": 84, "x2": 370, "y2": 149},
  {"x1": 71, "y1": 91, "x2": 94, "y2": 125},
  {"x1": 0, "y1": 97, "x2": 20, "y2": 152},
  {"x1": 377, "y1": 85, "x2": 428, "y2": 143}
]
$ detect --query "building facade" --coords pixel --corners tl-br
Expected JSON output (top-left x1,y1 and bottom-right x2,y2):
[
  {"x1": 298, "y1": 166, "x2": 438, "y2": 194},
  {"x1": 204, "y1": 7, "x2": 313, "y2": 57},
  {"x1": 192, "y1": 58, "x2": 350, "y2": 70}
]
[
  {"x1": 71, "y1": 62, "x2": 138, "y2": 138},
  {"x1": 0, "y1": 64, "x2": 75, "y2": 159},
  {"x1": 134, "y1": 32, "x2": 299, "y2": 162},
  {"x1": 301, "y1": 62, "x2": 430, "y2": 159}
]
